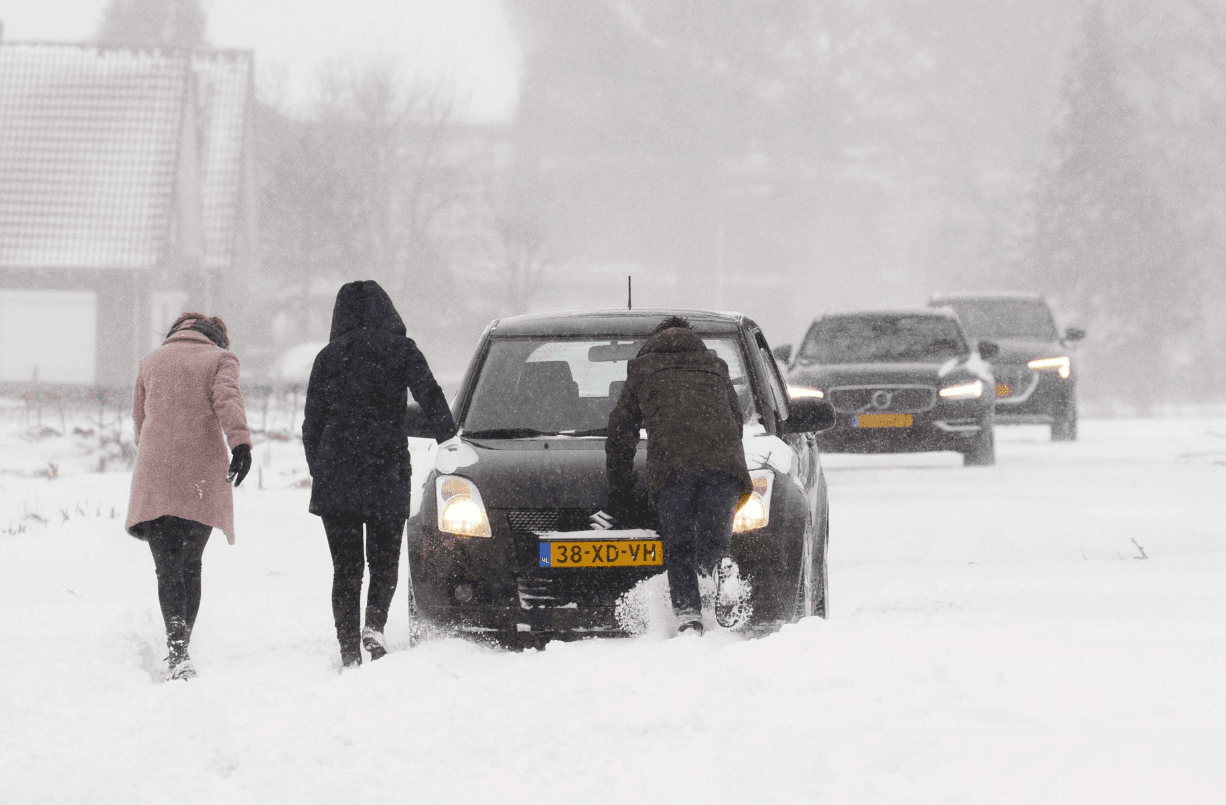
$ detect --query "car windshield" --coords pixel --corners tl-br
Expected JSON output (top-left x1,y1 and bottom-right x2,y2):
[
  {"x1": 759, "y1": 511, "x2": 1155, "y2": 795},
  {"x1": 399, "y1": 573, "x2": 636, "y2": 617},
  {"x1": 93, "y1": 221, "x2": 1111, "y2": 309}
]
[
  {"x1": 938, "y1": 298, "x2": 1058, "y2": 340},
  {"x1": 463, "y1": 335, "x2": 755, "y2": 436},
  {"x1": 796, "y1": 315, "x2": 968, "y2": 364}
]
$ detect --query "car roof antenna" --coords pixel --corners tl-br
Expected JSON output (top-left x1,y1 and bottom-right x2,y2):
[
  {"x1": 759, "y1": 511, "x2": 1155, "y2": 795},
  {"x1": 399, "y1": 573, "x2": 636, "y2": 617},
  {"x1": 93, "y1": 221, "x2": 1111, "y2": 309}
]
[{"x1": 627, "y1": 275, "x2": 632, "y2": 310}]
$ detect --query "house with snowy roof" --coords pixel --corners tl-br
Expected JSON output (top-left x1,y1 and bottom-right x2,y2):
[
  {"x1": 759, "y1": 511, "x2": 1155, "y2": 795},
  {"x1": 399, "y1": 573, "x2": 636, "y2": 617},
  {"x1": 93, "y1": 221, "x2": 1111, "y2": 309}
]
[{"x1": 0, "y1": 40, "x2": 256, "y2": 389}]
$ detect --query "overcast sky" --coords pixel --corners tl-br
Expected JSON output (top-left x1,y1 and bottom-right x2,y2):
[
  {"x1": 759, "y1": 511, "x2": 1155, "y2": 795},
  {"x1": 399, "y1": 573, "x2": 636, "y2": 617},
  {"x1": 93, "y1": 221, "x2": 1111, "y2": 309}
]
[{"x1": 1, "y1": 0, "x2": 521, "y2": 120}]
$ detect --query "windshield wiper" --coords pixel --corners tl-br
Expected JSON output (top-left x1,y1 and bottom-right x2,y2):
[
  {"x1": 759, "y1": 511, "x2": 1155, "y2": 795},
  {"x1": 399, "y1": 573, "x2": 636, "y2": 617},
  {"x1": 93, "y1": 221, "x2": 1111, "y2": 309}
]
[
  {"x1": 463, "y1": 427, "x2": 560, "y2": 439},
  {"x1": 563, "y1": 428, "x2": 607, "y2": 437}
]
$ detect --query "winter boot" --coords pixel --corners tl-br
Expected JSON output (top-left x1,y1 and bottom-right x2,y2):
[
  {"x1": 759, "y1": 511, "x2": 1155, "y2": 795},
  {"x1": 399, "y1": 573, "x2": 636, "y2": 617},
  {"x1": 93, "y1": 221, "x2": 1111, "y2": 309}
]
[
  {"x1": 713, "y1": 557, "x2": 749, "y2": 629},
  {"x1": 675, "y1": 610, "x2": 704, "y2": 637},
  {"x1": 340, "y1": 634, "x2": 362, "y2": 669},
  {"x1": 167, "y1": 617, "x2": 195, "y2": 680},
  {"x1": 362, "y1": 626, "x2": 388, "y2": 661}
]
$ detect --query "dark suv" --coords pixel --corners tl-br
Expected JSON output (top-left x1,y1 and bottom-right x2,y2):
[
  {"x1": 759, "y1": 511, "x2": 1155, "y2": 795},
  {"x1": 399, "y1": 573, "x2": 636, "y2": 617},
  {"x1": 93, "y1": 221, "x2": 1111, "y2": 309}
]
[
  {"x1": 928, "y1": 292, "x2": 1085, "y2": 441},
  {"x1": 404, "y1": 308, "x2": 836, "y2": 646},
  {"x1": 777, "y1": 308, "x2": 998, "y2": 466}
]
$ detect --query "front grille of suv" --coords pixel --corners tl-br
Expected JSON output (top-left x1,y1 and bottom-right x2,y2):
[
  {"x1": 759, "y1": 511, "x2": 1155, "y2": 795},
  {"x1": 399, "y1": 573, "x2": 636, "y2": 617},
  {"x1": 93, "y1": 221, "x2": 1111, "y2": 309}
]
[
  {"x1": 828, "y1": 386, "x2": 936, "y2": 413},
  {"x1": 994, "y1": 365, "x2": 1038, "y2": 402}
]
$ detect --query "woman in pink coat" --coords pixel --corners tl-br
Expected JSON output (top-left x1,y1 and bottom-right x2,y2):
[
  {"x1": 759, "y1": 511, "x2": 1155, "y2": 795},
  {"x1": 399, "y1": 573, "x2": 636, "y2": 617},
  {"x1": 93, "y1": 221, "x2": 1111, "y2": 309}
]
[{"x1": 125, "y1": 313, "x2": 252, "y2": 680}]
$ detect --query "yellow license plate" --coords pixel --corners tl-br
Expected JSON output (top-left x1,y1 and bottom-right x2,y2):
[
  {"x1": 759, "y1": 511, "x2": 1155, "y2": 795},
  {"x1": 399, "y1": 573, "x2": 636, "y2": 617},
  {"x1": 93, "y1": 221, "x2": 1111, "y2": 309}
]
[
  {"x1": 540, "y1": 540, "x2": 663, "y2": 568},
  {"x1": 856, "y1": 413, "x2": 912, "y2": 428},
  {"x1": 995, "y1": 383, "x2": 1012, "y2": 397}
]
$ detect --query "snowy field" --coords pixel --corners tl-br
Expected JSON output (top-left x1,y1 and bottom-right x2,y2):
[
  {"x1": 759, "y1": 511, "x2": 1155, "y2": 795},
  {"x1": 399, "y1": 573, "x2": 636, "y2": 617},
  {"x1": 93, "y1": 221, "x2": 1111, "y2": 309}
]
[{"x1": 2, "y1": 398, "x2": 1224, "y2": 804}]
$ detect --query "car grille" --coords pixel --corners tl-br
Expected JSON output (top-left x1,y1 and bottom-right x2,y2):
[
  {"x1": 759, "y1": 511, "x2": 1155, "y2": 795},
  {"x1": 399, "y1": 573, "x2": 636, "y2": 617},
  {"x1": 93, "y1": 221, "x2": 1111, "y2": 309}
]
[
  {"x1": 828, "y1": 385, "x2": 936, "y2": 413},
  {"x1": 994, "y1": 365, "x2": 1037, "y2": 401},
  {"x1": 506, "y1": 508, "x2": 592, "y2": 538},
  {"x1": 504, "y1": 508, "x2": 654, "y2": 630},
  {"x1": 504, "y1": 507, "x2": 598, "y2": 573}
]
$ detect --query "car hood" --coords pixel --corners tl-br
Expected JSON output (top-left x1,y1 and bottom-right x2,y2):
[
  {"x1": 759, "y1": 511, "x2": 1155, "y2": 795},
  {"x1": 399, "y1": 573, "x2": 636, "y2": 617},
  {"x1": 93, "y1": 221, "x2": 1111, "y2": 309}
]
[
  {"x1": 988, "y1": 337, "x2": 1069, "y2": 364},
  {"x1": 790, "y1": 357, "x2": 989, "y2": 387},
  {"x1": 442, "y1": 432, "x2": 788, "y2": 510},
  {"x1": 448, "y1": 438, "x2": 616, "y2": 509}
]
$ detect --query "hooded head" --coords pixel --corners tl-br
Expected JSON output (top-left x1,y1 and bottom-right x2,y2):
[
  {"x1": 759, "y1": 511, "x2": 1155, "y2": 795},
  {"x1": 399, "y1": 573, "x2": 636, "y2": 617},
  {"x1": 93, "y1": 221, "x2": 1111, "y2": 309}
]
[
  {"x1": 167, "y1": 312, "x2": 229, "y2": 348},
  {"x1": 329, "y1": 280, "x2": 407, "y2": 340},
  {"x1": 639, "y1": 315, "x2": 705, "y2": 356}
]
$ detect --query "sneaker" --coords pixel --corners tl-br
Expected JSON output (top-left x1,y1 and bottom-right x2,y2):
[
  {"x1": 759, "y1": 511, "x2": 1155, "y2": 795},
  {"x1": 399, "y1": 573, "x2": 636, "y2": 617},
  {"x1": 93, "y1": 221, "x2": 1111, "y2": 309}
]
[
  {"x1": 362, "y1": 626, "x2": 388, "y2": 661},
  {"x1": 676, "y1": 611, "x2": 704, "y2": 637},
  {"x1": 713, "y1": 557, "x2": 749, "y2": 629}
]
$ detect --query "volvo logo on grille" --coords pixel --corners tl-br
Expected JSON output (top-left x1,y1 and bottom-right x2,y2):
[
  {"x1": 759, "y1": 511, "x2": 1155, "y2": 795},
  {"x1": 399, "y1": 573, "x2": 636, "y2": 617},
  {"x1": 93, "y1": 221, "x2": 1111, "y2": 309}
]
[{"x1": 871, "y1": 390, "x2": 893, "y2": 409}]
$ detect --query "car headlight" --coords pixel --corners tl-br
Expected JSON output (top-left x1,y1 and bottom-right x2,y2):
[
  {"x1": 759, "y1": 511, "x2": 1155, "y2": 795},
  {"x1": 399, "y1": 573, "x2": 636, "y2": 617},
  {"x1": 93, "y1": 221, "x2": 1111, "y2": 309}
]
[
  {"x1": 436, "y1": 475, "x2": 492, "y2": 537},
  {"x1": 733, "y1": 469, "x2": 774, "y2": 533},
  {"x1": 1028, "y1": 356, "x2": 1071, "y2": 379},
  {"x1": 938, "y1": 379, "x2": 984, "y2": 399},
  {"x1": 787, "y1": 385, "x2": 824, "y2": 399}
]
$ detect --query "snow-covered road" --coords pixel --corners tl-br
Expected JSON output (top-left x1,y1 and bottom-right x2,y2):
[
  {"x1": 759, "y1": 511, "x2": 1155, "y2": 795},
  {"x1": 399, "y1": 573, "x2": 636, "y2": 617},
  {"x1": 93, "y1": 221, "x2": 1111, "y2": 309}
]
[{"x1": 2, "y1": 412, "x2": 1224, "y2": 804}]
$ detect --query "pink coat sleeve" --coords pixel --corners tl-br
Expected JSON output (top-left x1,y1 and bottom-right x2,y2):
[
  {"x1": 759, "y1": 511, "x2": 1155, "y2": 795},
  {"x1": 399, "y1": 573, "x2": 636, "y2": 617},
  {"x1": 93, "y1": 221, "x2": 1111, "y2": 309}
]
[{"x1": 211, "y1": 351, "x2": 252, "y2": 450}]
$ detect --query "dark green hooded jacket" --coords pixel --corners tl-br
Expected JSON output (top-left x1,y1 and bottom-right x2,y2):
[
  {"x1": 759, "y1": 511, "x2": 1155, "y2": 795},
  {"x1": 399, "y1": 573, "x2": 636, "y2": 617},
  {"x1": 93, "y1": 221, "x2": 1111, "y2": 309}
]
[
  {"x1": 606, "y1": 327, "x2": 753, "y2": 505},
  {"x1": 303, "y1": 280, "x2": 456, "y2": 519}
]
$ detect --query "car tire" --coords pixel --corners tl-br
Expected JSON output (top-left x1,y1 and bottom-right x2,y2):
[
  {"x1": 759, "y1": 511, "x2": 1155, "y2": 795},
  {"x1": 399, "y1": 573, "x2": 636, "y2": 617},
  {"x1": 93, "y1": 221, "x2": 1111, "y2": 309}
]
[
  {"x1": 963, "y1": 425, "x2": 996, "y2": 466},
  {"x1": 793, "y1": 498, "x2": 830, "y2": 621},
  {"x1": 792, "y1": 529, "x2": 813, "y2": 622},
  {"x1": 1051, "y1": 395, "x2": 1077, "y2": 441}
]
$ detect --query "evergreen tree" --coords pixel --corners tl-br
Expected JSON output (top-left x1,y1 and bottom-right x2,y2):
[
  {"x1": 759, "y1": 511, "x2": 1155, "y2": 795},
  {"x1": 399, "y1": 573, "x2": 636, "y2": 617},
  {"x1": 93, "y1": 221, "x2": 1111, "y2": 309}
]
[
  {"x1": 1023, "y1": 3, "x2": 1192, "y2": 408},
  {"x1": 96, "y1": 0, "x2": 207, "y2": 50}
]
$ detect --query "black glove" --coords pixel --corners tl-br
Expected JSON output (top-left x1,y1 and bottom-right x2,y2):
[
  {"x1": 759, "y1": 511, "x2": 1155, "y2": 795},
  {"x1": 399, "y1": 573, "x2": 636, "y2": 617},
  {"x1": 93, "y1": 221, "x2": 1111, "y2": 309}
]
[{"x1": 227, "y1": 444, "x2": 252, "y2": 487}]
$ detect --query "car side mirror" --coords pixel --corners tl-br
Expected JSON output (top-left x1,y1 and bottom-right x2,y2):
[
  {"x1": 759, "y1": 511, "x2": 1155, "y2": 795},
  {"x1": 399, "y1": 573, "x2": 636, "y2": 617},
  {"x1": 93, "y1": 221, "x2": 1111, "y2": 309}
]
[
  {"x1": 977, "y1": 340, "x2": 1000, "y2": 360},
  {"x1": 783, "y1": 396, "x2": 836, "y2": 434},
  {"x1": 405, "y1": 401, "x2": 451, "y2": 439},
  {"x1": 1064, "y1": 327, "x2": 1086, "y2": 342},
  {"x1": 772, "y1": 343, "x2": 793, "y2": 365}
]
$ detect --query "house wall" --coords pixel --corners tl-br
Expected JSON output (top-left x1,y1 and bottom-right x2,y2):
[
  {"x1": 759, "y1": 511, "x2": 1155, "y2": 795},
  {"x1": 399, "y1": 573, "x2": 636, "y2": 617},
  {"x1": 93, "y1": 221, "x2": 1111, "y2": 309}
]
[{"x1": 0, "y1": 269, "x2": 145, "y2": 390}]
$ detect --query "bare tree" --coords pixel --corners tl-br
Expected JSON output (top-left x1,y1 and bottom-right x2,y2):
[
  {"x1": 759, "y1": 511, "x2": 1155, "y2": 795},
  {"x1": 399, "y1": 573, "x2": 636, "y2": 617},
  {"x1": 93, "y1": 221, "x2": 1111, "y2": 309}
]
[{"x1": 477, "y1": 158, "x2": 559, "y2": 315}]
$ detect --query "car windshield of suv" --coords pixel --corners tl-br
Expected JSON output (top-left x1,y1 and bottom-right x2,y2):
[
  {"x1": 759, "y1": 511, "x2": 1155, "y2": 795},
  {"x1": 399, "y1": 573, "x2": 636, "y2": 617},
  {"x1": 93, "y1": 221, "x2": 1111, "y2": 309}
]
[
  {"x1": 796, "y1": 315, "x2": 968, "y2": 365},
  {"x1": 462, "y1": 335, "x2": 756, "y2": 436},
  {"x1": 939, "y1": 299, "x2": 1058, "y2": 340}
]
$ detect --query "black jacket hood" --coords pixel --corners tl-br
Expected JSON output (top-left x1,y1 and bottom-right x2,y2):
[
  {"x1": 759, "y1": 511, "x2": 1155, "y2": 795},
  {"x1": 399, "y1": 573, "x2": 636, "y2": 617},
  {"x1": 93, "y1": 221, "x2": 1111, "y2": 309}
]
[{"x1": 329, "y1": 280, "x2": 407, "y2": 341}]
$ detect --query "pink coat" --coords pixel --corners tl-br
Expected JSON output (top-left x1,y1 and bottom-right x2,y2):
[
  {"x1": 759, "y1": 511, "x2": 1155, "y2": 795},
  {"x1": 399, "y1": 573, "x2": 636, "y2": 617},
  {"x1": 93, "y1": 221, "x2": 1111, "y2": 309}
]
[{"x1": 126, "y1": 331, "x2": 252, "y2": 543}]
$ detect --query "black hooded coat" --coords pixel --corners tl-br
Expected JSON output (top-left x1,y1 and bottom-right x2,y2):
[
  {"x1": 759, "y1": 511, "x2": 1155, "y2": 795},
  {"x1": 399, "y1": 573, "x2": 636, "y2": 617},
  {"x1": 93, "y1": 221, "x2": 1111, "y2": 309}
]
[
  {"x1": 303, "y1": 281, "x2": 456, "y2": 519},
  {"x1": 606, "y1": 326, "x2": 753, "y2": 506}
]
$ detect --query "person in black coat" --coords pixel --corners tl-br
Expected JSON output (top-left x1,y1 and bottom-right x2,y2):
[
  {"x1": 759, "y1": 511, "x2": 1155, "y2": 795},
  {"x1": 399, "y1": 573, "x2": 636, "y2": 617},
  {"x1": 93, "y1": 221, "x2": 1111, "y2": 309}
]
[
  {"x1": 303, "y1": 280, "x2": 457, "y2": 667},
  {"x1": 602, "y1": 316, "x2": 753, "y2": 636}
]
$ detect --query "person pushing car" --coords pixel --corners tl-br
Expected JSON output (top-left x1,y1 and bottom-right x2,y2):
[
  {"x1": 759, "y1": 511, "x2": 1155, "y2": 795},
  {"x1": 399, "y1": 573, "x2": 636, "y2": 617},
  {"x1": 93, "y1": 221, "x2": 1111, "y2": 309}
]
[{"x1": 598, "y1": 316, "x2": 753, "y2": 636}]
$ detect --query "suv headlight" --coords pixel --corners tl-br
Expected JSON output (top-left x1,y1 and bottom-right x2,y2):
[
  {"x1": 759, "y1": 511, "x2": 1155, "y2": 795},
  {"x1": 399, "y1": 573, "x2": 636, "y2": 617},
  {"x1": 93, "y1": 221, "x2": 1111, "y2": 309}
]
[
  {"x1": 1028, "y1": 356, "x2": 1071, "y2": 379},
  {"x1": 733, "y1": 469, "x2": 774, "y2": 533},
  {"x1": 436, "y1": 475, "x2": 492, "y2": 537},
  {"x1": 939, "y1": 379, "x2": 984, "y2": 399}
]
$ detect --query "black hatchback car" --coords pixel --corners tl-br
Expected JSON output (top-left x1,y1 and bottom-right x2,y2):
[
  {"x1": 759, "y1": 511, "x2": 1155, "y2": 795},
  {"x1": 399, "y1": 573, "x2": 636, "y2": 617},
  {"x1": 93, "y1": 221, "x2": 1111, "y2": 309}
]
[
  {"x1": 404, "y1": 308, "x2": 835, "y2": 646},
  {"x1": 928, "y1": 292, "x2": 1085, "y2": 441},
  {"x1": 778, "y1": 308, "x2": 998, "y2": 466}
]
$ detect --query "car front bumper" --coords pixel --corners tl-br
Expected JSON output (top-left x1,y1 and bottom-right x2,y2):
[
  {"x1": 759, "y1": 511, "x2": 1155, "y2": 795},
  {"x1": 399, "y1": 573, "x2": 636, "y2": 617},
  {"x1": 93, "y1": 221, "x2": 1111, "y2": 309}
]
[
  {"x1": 992, "y1": 364, "x2": 1073, "y2": 424},
  {"x1": 407, "y1": 489, "x2": 811, "y2": 638},
  {"x1": 817, "y1": 399, "x2": 991, "y2": 454}
]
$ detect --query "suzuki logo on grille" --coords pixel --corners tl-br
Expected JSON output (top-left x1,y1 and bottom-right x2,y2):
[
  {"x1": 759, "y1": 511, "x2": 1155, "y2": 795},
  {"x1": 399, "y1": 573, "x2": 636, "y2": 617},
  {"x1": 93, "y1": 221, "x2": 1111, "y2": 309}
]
[{"x1": 871, "y1": 390, "x2": 893, "y2": 409}]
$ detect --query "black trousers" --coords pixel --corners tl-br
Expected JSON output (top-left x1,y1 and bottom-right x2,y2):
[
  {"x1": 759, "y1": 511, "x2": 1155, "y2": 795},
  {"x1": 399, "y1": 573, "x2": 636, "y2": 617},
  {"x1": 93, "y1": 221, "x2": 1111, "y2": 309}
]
[
  {"x1": 321, "y1": 514, "x2": 405, "y2": 658},
  {"x1": 654, "y1": 470, "x2": 743, "y2": 617},
  {"x1": 145, "y1": 515, "x2": 213, "y2": 643}
]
